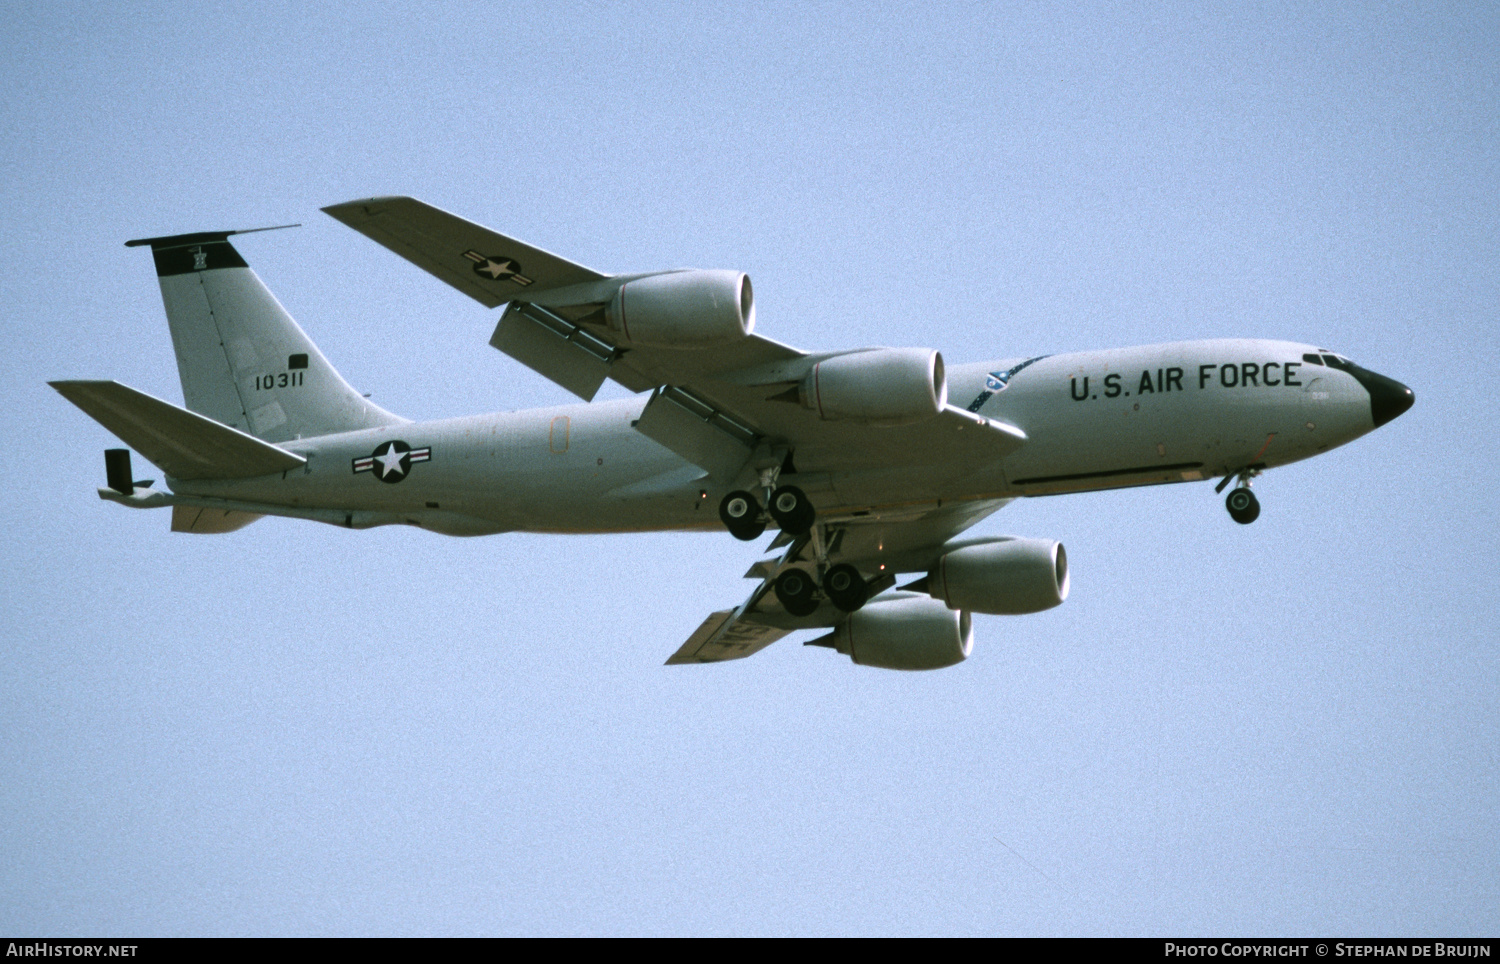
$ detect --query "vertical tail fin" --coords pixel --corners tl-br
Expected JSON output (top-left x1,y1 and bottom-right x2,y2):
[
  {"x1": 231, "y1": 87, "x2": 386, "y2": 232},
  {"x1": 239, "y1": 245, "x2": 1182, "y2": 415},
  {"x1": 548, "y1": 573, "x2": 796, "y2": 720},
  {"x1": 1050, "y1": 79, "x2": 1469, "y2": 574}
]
[{"x1": 126, "y1": 228, "x2": 404, "y2": 442}]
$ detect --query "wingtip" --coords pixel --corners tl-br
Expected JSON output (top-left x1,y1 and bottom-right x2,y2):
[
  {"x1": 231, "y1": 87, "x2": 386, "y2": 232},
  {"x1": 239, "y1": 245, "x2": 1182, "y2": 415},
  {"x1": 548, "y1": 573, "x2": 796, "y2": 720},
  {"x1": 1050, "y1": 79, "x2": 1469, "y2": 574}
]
[
  {"x1": 50, "y1": 378, "x2": 119, "y2": 393},
  {"x1": 48, "y1": 379, "x2": 91, "y2": 397},
  {"x1": 321, "y1": 196, "x2": 414, "y2": 217}
]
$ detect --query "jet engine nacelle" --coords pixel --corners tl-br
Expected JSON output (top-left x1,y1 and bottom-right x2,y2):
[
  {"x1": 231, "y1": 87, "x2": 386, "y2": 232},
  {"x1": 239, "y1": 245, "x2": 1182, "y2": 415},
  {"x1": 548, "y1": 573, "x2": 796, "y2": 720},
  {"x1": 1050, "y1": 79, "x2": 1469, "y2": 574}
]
[
  {"x1": 927, "y1": 537, "x2": 1069, "y2": 616},
  {"x1": 801, "y1": 347, "x2": 947, "y2": 425},
  {"x1": 822, "y1": 594, "x2": 973, "y2": 671},
  {"x1": 607, "y1": 270, "x2": 755, "y2": 348}
]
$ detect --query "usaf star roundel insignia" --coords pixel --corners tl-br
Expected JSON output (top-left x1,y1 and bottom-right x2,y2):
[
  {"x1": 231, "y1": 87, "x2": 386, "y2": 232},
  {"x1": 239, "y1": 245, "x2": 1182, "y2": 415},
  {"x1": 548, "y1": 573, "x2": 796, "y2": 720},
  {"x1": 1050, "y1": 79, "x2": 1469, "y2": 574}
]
[
  {"x1": 462, "y1": 249, "x2": 534, "y2": 286},
  {"x1": 352, "y1": 440, "x2": 432, "y2": 483}
]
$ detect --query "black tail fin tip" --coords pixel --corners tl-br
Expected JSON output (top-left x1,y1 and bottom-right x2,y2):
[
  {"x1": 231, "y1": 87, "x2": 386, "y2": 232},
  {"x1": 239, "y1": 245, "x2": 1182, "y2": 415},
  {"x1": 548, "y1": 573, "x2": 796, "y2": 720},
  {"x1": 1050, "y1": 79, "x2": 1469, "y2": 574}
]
[{"x1": 126, "y1": 224, "x2": 301, "y2": 278}]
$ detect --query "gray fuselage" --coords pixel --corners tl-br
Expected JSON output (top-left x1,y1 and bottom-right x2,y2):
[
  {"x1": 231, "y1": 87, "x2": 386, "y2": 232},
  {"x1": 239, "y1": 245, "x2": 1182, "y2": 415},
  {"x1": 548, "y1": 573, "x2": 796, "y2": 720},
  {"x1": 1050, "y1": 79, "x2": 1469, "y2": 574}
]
[{"x1": 172, "y1": 339, "x2": 1398, "y2": 537}]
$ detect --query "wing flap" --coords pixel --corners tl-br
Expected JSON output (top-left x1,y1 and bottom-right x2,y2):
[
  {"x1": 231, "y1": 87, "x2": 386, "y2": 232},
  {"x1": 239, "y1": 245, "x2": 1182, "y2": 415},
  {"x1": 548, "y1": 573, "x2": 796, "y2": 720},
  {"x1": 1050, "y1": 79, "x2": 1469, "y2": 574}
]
[
  {"x1": 50, "y1": 380, "x2": 306, "y2": 480},
  {"x1": 322, "y1": 196, "x2": 605, "y2": 309},
  {"x1": 489, "y1": 302, "x2": 616, "y2": 401},
  {"x1": 632, "y1": 385, "x2": 757, "y2": 478}
]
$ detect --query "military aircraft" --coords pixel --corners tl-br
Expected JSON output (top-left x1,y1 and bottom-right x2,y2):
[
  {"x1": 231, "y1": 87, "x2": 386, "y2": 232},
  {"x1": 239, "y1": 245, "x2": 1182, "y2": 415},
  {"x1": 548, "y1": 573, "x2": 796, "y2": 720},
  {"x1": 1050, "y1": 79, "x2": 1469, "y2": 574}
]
[{"x1": 51, "y1": 197, "x2": 1414, "y2": 670}]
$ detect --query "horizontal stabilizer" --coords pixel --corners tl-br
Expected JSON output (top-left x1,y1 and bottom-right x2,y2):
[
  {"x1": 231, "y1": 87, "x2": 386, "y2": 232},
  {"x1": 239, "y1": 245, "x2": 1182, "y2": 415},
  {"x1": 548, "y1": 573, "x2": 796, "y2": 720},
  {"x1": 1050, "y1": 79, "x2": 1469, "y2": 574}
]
[
  {"x1": 322, "y1": 196, "x2": 606, "y2": 309},
  {"x1": 50, "y1": 380, "x2": 306, "y2": 480}
]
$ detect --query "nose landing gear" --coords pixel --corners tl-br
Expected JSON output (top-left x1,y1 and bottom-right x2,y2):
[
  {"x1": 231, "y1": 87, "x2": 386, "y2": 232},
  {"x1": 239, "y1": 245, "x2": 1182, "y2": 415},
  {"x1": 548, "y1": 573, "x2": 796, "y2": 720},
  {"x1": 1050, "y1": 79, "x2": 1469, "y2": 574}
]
[
  {"x1": 1225, "y1": 486, "x2": 1261, "y2": 525},
  {"x1": 1217, "y1": 468, "x2": 1263, "y2": 524}
]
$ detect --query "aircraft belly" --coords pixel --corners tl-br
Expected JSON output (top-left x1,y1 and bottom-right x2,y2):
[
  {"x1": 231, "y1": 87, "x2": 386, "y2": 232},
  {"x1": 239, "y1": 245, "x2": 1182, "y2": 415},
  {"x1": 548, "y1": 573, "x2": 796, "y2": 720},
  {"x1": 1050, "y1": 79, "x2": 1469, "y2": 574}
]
[
  {"x1": 998, "y1": 396, "x2": 1213, "y2": 491},
  {"x1": 826, "y1": 462, "x2": 1005, "y2": 510}
]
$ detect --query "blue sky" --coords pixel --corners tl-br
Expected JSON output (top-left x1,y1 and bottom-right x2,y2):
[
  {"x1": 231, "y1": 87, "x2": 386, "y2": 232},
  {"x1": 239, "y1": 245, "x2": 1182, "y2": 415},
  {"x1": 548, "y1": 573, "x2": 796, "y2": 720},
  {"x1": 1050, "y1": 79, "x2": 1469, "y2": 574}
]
[{"x1": 2, "y1": 1, "x2": 1496, "y2": 935}]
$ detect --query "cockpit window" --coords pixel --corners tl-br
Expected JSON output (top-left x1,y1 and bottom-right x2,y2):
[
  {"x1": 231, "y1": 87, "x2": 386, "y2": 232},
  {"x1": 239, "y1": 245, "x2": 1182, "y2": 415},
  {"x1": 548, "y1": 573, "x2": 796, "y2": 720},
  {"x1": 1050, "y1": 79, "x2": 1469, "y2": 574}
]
[
  {"x1": 1302, "y1": 353, "x2": 1324, "y2": 366},
  {"x1": 1322, "y1": 354, "x2": 1354, "y2": 370}
]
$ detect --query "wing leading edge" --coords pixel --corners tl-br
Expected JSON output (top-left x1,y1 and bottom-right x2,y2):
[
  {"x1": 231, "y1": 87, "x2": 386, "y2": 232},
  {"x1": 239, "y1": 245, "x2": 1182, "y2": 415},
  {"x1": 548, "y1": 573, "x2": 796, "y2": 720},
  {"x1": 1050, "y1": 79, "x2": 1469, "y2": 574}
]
[{"x1": 322, "y1": 196, "x2": 606, "y2": 309}]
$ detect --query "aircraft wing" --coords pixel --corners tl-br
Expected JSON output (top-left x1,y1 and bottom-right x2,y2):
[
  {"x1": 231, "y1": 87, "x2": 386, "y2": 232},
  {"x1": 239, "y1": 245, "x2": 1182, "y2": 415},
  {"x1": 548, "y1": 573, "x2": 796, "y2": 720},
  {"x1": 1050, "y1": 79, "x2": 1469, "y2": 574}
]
[
  {"x1": 322, "y1": 196, "x2": 607, "y2": 309},
  {"x1": 322, "y1": 198, "x2": 1026, "y2": 666},
  {"x1": 324, "y1": 197, "x2": 1028, "y2": 482},
  {"x1": 666, "y1": 608, "x2": 790, "y2": 665},
  {"x1": 666, "y1": 497, "x2": 1010, "y2": 664}
]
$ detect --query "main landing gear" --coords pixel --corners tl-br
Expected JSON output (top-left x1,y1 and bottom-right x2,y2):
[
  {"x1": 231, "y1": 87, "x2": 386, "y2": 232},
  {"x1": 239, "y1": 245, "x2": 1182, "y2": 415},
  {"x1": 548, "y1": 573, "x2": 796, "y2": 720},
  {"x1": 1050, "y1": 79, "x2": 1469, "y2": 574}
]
[
  {"x1": 718, "y1": 489, "x2": 766, "y2": 541},
  {"x1": 1216, "y1": 469, "x2": 1262, "y2": 525},
  {"x1": 767, "y1": 485, "x2": 815, "y2": 535},
  {"x1": 773, "y1": 563, "x2": 870, "y2": 617},
  {"x1": 774, "y1": 568, "x2": 819, "y2": 617},
  {"x1": 720, "y1": 467, "x2": 870, "y2": 616},
  {"x1": 822, "y1": 563, "x2": 869, "y2": 612},
  {"x1": 718, "y1": 473, "x2": 815, "y2": 541}
]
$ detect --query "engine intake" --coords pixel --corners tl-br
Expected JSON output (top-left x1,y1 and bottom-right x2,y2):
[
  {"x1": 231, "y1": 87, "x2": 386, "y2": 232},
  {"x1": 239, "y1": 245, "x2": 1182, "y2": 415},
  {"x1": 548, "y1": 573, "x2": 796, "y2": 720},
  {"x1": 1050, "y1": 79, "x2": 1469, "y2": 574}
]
[
  {"x1": 927, "y1": 538, "x2": 1069, "y2": 615},
  {"x1": 607, "y1": 270, "x2": 754, "y2": 348},
  {"x1": 801, "y1": 347, "x2": 947, "y2": 425},
  {"x1": 813, "y1": 594, "x2": 973, "y2": 670}
]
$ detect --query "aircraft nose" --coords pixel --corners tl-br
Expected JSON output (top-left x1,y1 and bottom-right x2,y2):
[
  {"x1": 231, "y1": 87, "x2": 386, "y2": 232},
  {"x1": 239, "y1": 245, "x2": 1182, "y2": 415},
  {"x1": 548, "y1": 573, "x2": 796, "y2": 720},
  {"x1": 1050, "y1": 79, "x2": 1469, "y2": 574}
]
[{"x1": 1357, "y1": 367, "x2": 1415, "y2": 428}]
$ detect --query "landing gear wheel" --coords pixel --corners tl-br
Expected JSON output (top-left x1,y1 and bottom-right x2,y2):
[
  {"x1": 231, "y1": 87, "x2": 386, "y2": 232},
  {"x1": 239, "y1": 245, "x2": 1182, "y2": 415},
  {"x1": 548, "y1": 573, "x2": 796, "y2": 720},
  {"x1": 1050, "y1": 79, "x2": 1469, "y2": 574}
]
[
  {"x1": 823, "y1": 563, "x2": 869, "y2": 613},
  {"x1": 719, "y1": 490, "x2": 766, "y2": 541},
  {"x1": 1226, "y1": 487, "x2": 1261, "y2": 525},
  {"x1": 768, "y1": 485, "x2": 815, "y2": 536},
  {"x1": 774, "y1": 568, "x2": 820, "y2": 617}
]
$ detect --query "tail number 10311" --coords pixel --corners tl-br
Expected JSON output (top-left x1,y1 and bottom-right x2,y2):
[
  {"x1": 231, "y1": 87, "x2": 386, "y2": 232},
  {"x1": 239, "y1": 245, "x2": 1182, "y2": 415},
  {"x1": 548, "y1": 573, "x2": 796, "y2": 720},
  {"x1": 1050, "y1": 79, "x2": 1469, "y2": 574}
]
[{"x1": 255, "y1": 372, "x2": 304, "y2": 390}]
